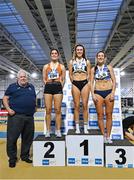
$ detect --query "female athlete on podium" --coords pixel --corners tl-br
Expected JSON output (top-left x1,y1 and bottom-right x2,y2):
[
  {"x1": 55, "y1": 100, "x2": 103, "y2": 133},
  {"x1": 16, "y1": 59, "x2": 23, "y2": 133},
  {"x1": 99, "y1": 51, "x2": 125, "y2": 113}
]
[
  {"x1": 43, "y1": 49, "x2": 66, "y2": 138},
  {"x1": 69, "y1": 44, "x2": 91, "y2": 134},
  {"x1": 91, "y1": 51, "x2": 116, "y2": 143}
]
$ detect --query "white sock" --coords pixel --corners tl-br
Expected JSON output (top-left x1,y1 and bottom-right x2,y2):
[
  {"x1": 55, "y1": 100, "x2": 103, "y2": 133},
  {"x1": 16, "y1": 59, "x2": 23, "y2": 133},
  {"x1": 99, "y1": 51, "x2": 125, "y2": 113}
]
[
  {"x1": 84, "y1": 123, "x2": 88, "y2": 133},
  {"x1": 76, "y1": 122, "x2": 79, "y2": 130},
  {"x1": 84, "y1": 122, "x2": 88, "y2": 130}
]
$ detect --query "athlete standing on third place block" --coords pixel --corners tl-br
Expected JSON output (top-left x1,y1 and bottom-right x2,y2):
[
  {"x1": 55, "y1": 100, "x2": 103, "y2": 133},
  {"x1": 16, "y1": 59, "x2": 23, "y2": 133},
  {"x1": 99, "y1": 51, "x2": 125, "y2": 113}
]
[{"x1": 91, "y1": 51, "x2": 116, "y2": 143}]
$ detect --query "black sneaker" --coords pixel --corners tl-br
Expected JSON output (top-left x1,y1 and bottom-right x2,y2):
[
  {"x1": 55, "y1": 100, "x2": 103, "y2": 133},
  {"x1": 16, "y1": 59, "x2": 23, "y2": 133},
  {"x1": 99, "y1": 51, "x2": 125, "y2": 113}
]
[
  {"x1": 9, "y1": 162, "x2": 16, "y2": 168},
  {"x1": 21, "y1": 158, "x2": 32, "y2": 163}
]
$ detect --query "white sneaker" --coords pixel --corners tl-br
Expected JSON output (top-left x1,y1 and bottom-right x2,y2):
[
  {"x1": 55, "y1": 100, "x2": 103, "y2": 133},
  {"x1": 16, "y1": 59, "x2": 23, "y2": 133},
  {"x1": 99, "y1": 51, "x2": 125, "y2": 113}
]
[
  {"x1": 103, "y1": 136, "x2": 107, "y2": 143},
  {"x1": 75, "y1": 129, "x2": 80, "y2": 134},
  {"x1": 84, "y1": 129, "x2": 88, "y2": 134},
  {"x1": 56, "y1": 130, "x2": 62, "y2": 138},
  {"x1": 106, "y1": 137, "x2": 113, "y2": 144},
  {"x1": 45, "y1": 131, "x2": 50, "y2": 138}
]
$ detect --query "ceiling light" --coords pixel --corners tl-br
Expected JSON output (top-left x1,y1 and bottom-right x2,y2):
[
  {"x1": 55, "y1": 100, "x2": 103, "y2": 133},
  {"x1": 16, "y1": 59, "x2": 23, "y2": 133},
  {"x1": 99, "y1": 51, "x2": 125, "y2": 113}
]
[
  {"x1": 120, "y1": 71, "x2": 125, "y2": 76},
  {"x1": 31, "y1": 72, "x2": 38, "y2": 79},
  {"x1": 9, "y1": 74, "x2": 16, "y2": 79}
]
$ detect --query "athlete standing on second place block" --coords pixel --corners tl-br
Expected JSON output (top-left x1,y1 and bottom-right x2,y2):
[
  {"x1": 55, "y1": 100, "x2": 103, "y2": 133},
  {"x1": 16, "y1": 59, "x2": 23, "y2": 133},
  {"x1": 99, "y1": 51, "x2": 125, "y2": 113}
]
[
  {"x1": 69, "y1": 44, "x2": 91, "y2": 134},
  {"x1": 43, "y1": 49, "x2": 66, "y2": 138}
]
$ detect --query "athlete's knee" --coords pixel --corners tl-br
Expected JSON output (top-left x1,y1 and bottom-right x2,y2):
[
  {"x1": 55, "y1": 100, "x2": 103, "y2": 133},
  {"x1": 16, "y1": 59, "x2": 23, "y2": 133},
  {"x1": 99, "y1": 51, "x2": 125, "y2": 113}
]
[
  {"x1": 46, "y1": 108, "x2": 52, "y2": 114},
  {"x1": 106, "y1": 112, "x2": 112, "y2": 118},
  {"x1": 74, "y1": 104, "x2": 80, "y2": 111},
  {"x1": 83, "y1": 104, "x2": 88, "y2": 111},
  {"x1": 97, "y1": 112, "x2": 104, "y2": 121},
  {"x1": 54, "y1": 108, "x2": 61, "y2": 114}
]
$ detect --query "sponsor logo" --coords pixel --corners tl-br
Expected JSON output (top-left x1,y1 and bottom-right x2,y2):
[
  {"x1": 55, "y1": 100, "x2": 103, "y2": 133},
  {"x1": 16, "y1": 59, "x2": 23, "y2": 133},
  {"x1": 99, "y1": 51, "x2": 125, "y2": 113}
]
[
  {"x1": 117, "y1": 165, "x2": 123, "y2": 168},
  {"x1": 42, "y1": 159, "x2": 49, "y2": 165},
  {"x1": 128, "y1": 164, "x2": 133, "y2": 168},
  {"x1": 114, "y1": 95, "x2": 119, "y2": 100},
  {"x1": 51, "y1": 121, "x2": 55, "y2": 126},
  {"x1": 112, "y1": 121, "x2": 120, "y2": 127},
  {"x1": 68, "y1": 121, "x2": 75, "y2": 126},
  {"x1": 61, "y1": 114, "x2": 66, "y2": 119},
  {"x1": 63, "y1": 90, "x2": 66, "y2": 95},
  {"x1": 68, "y1": 96, "x2": 73, "y2": 101},
  {"x1": 68, "y1": 158, "x2": 75, "y2": 164},
  {"x1": 68, "y1": 108, "x2": 74, "y2": 114},
  {"x1": 89, "y1": 121, "x2": 98, "y2": 126},
  {"x1": 112, "y1": 134, "x2": 121, "y2": 139},
  {"x1": 113, "y1": 108, "x2": 119, "y2": 113},
  {"x1": 81, "y1": 158, "x2": 89, "y2": 164},
  {"x1": 107, "y1": 164, "x2": 113, "y2": 168},
  {"x1": 61, "y1": 127, "x2": 65, "y2": 133},
  {"x1": 89, "y1": 108, "x2": 97, "y2": 113},
  {"x1": 79, "y1": 114, "x2": 83, "y2": 120},
  {"x1": 68, "y1": 84, "x2": 72, "y2": 89},
  {"x1": 95, "y1": 158, "x2": 102, "y2": 165},
  {"x1": 61, "y1": 103, "x2": 66, "y2": 107}
]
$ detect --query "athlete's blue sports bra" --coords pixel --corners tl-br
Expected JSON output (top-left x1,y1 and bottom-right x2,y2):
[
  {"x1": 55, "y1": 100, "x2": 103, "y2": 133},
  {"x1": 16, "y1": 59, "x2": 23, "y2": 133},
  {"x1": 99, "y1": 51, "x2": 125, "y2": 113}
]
[
  {"x1": 94, "y1": 64, "x2": 111, "y2": 80},
  {"x1": 72, "y1": 58, "x2": 87, "y2": 73}
]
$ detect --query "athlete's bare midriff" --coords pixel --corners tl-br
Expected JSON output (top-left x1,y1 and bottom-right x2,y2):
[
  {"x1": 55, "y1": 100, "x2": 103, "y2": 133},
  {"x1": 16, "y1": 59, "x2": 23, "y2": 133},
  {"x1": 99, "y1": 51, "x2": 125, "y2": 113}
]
[
  {"x1": 95, "y1": 79, "x2": 113, "y2": 90},
  {"x1": 72, "y1": 72, "x2": 88, "y2": 81}
]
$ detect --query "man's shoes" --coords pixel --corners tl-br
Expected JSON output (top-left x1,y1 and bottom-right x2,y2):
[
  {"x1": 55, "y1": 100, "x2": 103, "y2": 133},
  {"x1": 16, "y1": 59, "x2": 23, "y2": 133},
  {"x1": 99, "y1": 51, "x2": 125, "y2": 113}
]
[
  {"x1": 9, "y1": 162, "x2": 16, "y2": 168},
  {"x1": 21, "y1": 158, "x2": 33, "y2": 163}
]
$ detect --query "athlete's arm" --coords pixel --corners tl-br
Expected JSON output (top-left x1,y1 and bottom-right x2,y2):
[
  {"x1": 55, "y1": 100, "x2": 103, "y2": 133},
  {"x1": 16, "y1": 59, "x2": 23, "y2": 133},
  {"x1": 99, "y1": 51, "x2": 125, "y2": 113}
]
[
  {"x1": 87, "y1": 60, "x2": 91, "y2": 82},
  {"x1": 68, "y1": 60, "x2": 73, "y2": 82},
  {"x1": 108, "y1": 65, "x2": 116, "y2": 101},
  {"x1": 90, "y1": 67, "x2": 97, "y2": 102},
  {"x1": 61, "y1": 64, "x2": 66, "y2": 87},
  {"x1": 42, "y1": 64, "x2": 47, "y2": 84}
]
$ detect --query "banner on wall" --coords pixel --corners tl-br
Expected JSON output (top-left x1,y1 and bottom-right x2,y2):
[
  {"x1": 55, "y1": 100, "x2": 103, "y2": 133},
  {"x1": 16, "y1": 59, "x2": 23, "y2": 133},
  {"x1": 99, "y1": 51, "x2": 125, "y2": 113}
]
[{"x1": 44, "y1": 69, "x2": 123, "y2": 139}]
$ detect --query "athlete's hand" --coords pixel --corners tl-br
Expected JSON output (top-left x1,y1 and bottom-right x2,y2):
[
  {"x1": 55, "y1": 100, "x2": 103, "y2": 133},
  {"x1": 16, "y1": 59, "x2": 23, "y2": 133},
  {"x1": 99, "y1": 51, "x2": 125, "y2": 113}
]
[
  {"x1": 109, "y1": 92, "x2": 114, "y2": 102},
  {"x1": 92, "y1": 94, "x2": 98, "y2": 103}
]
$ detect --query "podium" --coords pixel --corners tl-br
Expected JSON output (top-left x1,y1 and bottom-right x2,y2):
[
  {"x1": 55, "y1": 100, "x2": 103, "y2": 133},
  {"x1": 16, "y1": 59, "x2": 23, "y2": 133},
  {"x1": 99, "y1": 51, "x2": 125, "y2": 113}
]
[
  {"x1": 33, "y1": 135, "x2": 65, "y2": 166},
  {"x1": 105, "y1": 139, "x2": 134, "y2": 168},
  {"x1": 66, "y1": 129, "x2": 104, "y2": 166}
]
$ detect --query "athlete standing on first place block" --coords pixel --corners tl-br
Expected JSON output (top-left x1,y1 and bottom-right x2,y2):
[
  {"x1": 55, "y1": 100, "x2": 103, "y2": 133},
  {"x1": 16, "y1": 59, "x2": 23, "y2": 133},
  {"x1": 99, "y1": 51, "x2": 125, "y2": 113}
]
[
  {"x1": 69, "y1": 44, "x2": 91, "y2": 134},
  {"x1": 43, "y1": 49, "x2": 66, "y2": 138},
  {"x1": 91, "y1": 51, "x2": 116, "y2": 143}
]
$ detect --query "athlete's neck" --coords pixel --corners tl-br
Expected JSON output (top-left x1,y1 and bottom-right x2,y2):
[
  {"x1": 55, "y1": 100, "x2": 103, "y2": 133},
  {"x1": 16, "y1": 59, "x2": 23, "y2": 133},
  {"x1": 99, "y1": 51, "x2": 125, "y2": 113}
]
[
  {"x1": 97, "y1": 62, "x2": 104, "y2": 67},
  {"x1": 51, "y1": 60, "x2": 58, "y2": 65},
  {"x1": 76, "y1": 56, "x2": 83, "y2": 60}
]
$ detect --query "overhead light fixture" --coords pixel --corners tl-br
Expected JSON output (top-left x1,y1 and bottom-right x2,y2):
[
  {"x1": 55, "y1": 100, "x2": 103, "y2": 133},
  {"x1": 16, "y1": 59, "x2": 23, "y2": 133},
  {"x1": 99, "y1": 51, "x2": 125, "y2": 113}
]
[
  {"x1": 120, "y1": 71, "x2": 125, "y2": 76},
  {"x1": 32, "y1": 43, "x2": 36, "y2": 49},
  {"x1": 10, "y1": 70, "x2": 15, "y2": 74},
  {"x1": 31, "y1": 72, "x2": 38, "y2": 79},
  {"x1": 9, "y1": 73, "x2": 16, "y2": 79}
]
